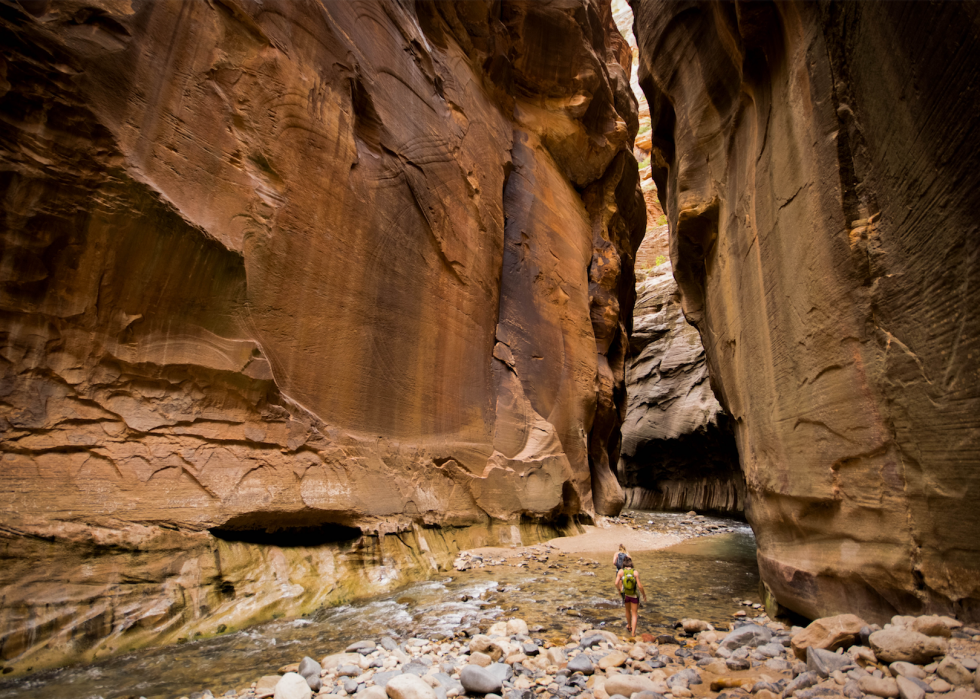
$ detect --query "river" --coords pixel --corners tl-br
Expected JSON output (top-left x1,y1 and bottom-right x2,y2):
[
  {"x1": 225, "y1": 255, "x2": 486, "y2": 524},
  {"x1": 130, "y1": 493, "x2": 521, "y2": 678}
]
[{"x1": 0, "y1": 512, "x2": 759, "y2": 699}]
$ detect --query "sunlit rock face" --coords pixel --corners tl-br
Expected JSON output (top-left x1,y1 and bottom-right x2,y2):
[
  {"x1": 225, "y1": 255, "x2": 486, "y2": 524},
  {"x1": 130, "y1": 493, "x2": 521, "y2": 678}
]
[
  {"x1": 633, "y1": 0, "x2": 980, "y2": 622},
  {"x1": 0, "y1": 0, "x2": 643, "y2": 669}
]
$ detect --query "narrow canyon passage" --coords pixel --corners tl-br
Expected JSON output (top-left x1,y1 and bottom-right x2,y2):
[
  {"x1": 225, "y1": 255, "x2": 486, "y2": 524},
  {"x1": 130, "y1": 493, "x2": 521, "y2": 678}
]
[
  {"x1": 611, "y1": 0, "x2": 743, "y2": 517},
  {"x1": 0, "y1": 0, "x2": 979, "y2": 691}
]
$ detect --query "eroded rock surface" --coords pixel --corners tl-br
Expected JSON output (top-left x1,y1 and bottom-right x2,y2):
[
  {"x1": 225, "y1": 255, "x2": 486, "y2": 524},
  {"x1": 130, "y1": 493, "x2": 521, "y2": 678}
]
[
  {"x1": 634, "y1": 0, "x2": 980, "y2": 621},
  {"x1": 619, "y1": 238, "x2": 742, "y2": 514},
  {"x1": 0, "y1": 0, "x2": 643, "y2": 669}
]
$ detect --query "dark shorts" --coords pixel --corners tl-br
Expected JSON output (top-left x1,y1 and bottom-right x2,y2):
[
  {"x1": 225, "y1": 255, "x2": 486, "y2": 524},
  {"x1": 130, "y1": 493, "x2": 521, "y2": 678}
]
[{"x1": 624, "y1": 595, "x2": 639, "y2": 604}]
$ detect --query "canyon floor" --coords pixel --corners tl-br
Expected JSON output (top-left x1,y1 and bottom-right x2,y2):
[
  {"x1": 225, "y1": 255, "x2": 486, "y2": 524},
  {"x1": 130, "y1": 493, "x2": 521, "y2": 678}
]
[{"x1": 174, "y1": 513, "x2": 980, "y2": 699}]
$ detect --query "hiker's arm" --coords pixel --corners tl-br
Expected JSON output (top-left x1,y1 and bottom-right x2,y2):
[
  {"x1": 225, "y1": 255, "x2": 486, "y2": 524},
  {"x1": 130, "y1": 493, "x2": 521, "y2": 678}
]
[
  {"x1": 637, "y1": 574, "x2": 648, "y2": 601},
  {"x1": 615, "y1": 569, "x2": 624, "y2": 592}
]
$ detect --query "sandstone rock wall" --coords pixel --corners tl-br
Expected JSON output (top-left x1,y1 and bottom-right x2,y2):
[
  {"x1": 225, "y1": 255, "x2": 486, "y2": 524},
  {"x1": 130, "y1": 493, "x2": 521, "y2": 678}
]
[
  {"x1": 633, "y1": 0, "x2": 980, "y2": 622},
  {"x1": 0, "y1": 0, "x2": 643, "y2": 670},
  {"x1": 620, "y1": 249, "x2": 743, "y2": 514}
]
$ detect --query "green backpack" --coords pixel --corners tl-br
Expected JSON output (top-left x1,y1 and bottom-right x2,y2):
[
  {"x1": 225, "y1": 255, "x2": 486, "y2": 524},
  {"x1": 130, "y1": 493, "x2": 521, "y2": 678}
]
[{"x1": 622, "y1": 567, "x2": 637, "y2": 596}]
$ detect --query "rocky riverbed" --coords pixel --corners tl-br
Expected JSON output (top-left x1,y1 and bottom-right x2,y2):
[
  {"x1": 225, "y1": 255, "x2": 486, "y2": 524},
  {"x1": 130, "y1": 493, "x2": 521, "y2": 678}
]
[
  {"x1": 165, "y1": 514, "x2": 978, "y2": 699},
  {"x1": 179, "y1": 610, "x2": 980, "y2": 699}
]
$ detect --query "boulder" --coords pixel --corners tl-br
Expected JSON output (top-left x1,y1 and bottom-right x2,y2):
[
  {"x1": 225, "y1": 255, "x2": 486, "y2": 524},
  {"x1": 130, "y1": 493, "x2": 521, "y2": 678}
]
[
  {"x1": 896, "y1": 676, "x2": 926, "y2": 699},
  {"x1": 754, "y1": 642, "x2": 786, "y2": 659},
  {"x1": 348, "y1": 641, "x2": 378, "y2": 654},
  {"x1": 783, "y1": 672, "x2": 821, "y2": 696},
  {"x1": 470, "y1": 636, "x2": 504, "y2": 662},
  {"x1": 567, "y1": 655, "x2": 594, "y2": 675},
  {"x1": 869, "y1": 629, "x2": 947, "y2": 664},
  {"x1": 604, "y1": 675, "x2": 661, "y2": 697},
  {"x1": 807, "y1": 647, "x2": 855, "y2": 678},
  {"x1": 679, "y1": 619, "x2": 715, "y2": 635},
  {"x1": 275, "y1": 673, "x2": 313, "y2": 699},
  {"x1": 581, "y1": 631, "x2": 619, "y2": 648},
  {"x1": 543, "y1": 647, "x2": 566, "y2": 667},
  {"x1": 359, "y1": 688, "x2": 388, "y2": 699},
  {"x1": 298, "y1": 657, "x2": 322, "y2": 692},
  {"x1": 485, "y1": 663, "x2": 513, "y2": 684},
  {"x1": 460, "y1": 665, "x2": 502, "y2": 695},
  {"x1": 890, "y1": 662, "x2": 927, "y2": 680},
  {"x1": 791, "y1": 615, "x2": 867, "y2": 660},
  {"x1": 386, "y1": 674, "x2": 438, "y2": 699},
  {"x1": 666, "y1": 669, "x2": 702, "y2": 689},
  {"x1": 598, "y1": 651, "x2": 628, "y2": 670},
  {"x1": 859, "y1": 677, "x2": 900, "y2": 699},
  {"x1": 720, "y1": 625, "x2": 772, "y2": 651},
  {"x1": 323, "y1": 654, "x2": 367, "y2": 671},
  {"x1": 469, "y1": 652, "x2": 493, "y2": 668},
  {"x1": 596, "y1": 650, "x2": 629, "y2": 670},
  {"x1": 850, "y1": 647, "x2": 878, "y2": 668},
  {"x1": 912, "y1": 617, "x2": 960, "y2": 638},
  {"x1": 937, "y1": 658, "x2": 973, "y2": 686},
  {"x1": 709, "y1": 678, "x2": 755, "y2": 692}
]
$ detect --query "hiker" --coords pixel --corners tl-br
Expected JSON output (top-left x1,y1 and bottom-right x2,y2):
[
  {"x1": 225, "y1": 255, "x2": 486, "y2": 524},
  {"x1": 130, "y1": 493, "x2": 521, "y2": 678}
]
[
  {"x1": 612, "y1": 544, "x2": 629, "y2": 600},
  {"x1": 612, "y1": 543, "x2": 629, "y2": 571},
  {"x1": 615, "y1": 555, "x2": 647, "y2": 636}
]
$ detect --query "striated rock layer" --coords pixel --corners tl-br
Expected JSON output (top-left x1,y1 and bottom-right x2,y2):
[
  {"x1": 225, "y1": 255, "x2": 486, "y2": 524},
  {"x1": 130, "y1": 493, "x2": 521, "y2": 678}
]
[
  {"x1": 633, "y1": 0, "x2": 980, "y2": 622},
  {"x1": 620, "y1": 236, "x2": 742, "y2": 515},
  {"x1": 0, "y1": 0, "x2": 644, "y2": 670}
]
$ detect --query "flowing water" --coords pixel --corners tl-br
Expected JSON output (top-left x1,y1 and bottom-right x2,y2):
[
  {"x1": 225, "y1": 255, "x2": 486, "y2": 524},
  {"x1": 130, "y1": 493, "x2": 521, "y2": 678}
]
[{"x1": 0, "y1": 513, "x2": 759, "y2": 699}]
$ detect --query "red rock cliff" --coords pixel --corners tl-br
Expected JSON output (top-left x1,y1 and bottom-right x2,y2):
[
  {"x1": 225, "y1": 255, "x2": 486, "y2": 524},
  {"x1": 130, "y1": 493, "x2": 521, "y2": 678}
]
[
  {"x1": 633, "y1": 0, "x2": 980, "y2": 621},
  {"x1": 0, "y1": 0, "x2": 643, "y2": 668}
]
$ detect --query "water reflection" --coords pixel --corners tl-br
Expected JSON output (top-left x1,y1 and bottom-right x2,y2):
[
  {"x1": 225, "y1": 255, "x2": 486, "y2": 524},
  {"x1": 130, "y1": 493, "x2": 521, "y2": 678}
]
[{"x1": 0, "y1": 514, "x2": 758, "y2": 699}]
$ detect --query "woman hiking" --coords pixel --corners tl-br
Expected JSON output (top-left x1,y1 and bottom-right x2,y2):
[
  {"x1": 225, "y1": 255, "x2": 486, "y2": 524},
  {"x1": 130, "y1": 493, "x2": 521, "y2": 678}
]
[
  {"x1": 615, "y1": 555, "x2": 647, "y2": 637},
  {"x1": 612, "y1": 544, "x2": 629, "y2": 601}
]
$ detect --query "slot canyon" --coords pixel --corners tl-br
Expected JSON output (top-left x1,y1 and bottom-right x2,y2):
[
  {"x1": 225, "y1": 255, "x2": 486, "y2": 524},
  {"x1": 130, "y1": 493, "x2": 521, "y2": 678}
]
[{"x1": 0, "y1": 0, "x2": 978, "y2": 683}]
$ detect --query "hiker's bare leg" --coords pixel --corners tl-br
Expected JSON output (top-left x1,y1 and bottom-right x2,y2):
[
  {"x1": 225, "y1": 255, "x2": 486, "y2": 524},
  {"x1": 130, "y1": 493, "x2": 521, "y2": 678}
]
[
  {"x1": 630, "y1": 603, "x2": 639, "y2": 636},
  {"x1": 624, "y1": 600, "x2": 637, "y2": 636}
]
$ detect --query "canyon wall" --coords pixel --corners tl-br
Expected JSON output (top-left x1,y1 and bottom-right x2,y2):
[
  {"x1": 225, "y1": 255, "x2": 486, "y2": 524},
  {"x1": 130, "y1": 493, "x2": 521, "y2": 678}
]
[
  {"x1": 620, "y1": 246, "x2": 743, "y2": 514},
  {"x1": 0, "y1": 0, "x2": 643, "y2": 670},
  {"x1": 633, "y1": 0, "x2": 980, "y2": 622}
]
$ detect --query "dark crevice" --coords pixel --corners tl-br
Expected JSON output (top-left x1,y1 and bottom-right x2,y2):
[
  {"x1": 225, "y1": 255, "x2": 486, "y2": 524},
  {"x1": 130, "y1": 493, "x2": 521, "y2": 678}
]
[{"x1": 210, "y1": 515, "x2": 362, "y2": 547}]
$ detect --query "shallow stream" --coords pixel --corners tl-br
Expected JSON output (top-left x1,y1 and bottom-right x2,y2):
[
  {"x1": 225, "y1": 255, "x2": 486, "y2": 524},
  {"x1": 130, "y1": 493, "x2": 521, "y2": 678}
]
[{"x1": 0, "y1": 512, "x2": 759, "y2": 699}]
